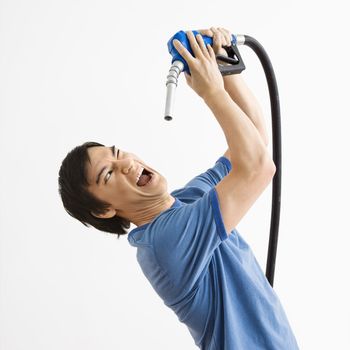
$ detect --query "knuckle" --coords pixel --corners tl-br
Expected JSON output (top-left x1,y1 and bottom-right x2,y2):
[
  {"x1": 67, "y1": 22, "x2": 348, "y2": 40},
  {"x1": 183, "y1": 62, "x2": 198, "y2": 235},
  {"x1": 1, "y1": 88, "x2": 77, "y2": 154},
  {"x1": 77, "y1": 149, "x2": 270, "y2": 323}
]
[{"x1": 192, "y1": 61, "x2": 200, "y2": 69}]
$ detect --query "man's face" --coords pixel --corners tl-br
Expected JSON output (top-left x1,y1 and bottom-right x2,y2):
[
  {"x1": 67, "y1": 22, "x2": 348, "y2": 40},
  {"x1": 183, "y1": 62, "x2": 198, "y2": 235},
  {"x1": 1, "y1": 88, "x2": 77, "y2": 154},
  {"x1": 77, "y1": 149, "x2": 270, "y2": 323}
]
[{"x1": 86, "y1": 145, "x2": 170, "y2": 223}]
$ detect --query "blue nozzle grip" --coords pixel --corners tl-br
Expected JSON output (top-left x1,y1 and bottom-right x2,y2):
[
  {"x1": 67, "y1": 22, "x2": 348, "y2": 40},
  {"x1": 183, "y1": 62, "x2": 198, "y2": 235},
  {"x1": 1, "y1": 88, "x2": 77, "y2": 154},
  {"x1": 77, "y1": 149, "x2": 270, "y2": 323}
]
[{"x1": 167, "y1": 30, "x2": 237, "y2": 74}]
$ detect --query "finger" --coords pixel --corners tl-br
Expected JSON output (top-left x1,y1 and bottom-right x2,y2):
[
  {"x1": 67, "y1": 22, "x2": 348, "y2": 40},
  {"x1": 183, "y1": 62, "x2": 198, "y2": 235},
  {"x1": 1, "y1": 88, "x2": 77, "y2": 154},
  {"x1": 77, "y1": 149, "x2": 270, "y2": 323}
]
[
  {"x1": 209, "y1": 27, "x2": 220, "y2": 52},
  {"x1": 195, "y1": 33, "x2": 210, "y2": 60},
  {"x1": 173, "y1": 39, "x2": 196, "y2": 66},
  {"x1": 197, "y1": 29, "x2": 213, "y2": 37},
  {"x1": 210, "y1": 27, "x2": 224, "y2": 51},
  {"x1": 218, "y1": 27, "x2": 232, "y2": 46},
  {"x1": 210, "y1": 26, "x2": 220, "y2": 39},
  {"x1": 217, "y1": 28, "x2": 230, "y2": 46},
  {"x1": 220, "y1": 27, "x2": 232, "y2": 40},
  {"x1": 186, "y1": 30, "x2": 205, "y2": 60},
  {"x1": 215, "y1": 28, "x2": 227, "y2": 47},
  {"x1": 206, "y1": 43, "x2": 216, "y2": 61}
]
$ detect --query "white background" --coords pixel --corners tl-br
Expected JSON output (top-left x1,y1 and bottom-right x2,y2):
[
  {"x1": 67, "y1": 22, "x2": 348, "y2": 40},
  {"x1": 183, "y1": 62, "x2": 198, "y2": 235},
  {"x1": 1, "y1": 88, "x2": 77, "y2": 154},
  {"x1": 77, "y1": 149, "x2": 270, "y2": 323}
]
[{"x1": 1, "y1": 0, "x2": 349, "y2": 349}]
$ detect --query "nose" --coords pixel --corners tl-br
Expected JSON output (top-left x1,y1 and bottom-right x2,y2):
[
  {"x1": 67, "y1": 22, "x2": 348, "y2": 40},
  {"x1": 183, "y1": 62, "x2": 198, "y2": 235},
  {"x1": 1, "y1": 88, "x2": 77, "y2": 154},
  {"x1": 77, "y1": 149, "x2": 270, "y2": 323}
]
[{"x1": 112, "y1": 158, "x2": 136, "y2": 175}]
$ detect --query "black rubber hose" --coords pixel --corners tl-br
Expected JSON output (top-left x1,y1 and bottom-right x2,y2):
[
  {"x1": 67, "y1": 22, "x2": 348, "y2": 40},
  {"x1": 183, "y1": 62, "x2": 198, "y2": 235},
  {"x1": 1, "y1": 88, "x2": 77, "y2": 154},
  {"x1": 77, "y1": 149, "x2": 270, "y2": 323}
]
[{"x1": 243, "y1": 35, "x2": 281, "y2": 288}]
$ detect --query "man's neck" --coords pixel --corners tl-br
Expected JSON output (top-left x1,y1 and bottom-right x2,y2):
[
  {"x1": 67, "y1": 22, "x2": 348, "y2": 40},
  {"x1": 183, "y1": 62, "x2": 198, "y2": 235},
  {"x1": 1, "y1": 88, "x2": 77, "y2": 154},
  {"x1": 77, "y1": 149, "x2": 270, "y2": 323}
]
[{"x1": 133, "y1": 195, "x2": 176, "y2": 227}]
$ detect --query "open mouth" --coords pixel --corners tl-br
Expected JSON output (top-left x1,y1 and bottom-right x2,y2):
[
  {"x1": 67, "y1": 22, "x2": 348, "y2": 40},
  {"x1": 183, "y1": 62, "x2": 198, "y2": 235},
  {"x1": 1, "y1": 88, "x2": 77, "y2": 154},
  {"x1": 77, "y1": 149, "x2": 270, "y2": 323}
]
[{"x1": 136, "y1": 168, "x2": 153, "y2": 187}]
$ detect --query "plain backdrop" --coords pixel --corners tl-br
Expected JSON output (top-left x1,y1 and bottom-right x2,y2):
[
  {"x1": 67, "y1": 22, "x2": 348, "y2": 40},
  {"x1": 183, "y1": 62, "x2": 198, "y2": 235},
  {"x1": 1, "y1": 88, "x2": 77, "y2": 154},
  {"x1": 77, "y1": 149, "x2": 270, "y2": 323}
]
[{"x1": 1, "y1": 0, "x2": 349, "y2": 349}]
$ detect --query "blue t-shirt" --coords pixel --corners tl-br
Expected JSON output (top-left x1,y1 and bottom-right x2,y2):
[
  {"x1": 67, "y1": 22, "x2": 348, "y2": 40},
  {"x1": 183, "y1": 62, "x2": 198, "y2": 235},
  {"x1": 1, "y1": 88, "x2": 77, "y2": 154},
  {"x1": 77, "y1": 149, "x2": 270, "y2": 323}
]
[{"x1": 128, "y1": 156, "x2": 299, "y2": 350}]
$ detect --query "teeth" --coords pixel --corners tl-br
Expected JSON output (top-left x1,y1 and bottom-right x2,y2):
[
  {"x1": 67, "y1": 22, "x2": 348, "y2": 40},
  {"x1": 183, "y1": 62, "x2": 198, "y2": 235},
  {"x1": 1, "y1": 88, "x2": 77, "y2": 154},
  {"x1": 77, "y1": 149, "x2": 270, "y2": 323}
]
[{"x1": 136, "y1": 167, "x2": 144, "y2": 184}]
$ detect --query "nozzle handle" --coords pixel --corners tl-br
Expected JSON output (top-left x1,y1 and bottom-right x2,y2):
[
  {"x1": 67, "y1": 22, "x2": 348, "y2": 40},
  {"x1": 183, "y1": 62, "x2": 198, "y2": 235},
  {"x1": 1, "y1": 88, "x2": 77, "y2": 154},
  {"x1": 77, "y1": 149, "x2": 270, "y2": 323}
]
[{"x1": 167, "y1": 30, "x2": 245, "y2": 75}]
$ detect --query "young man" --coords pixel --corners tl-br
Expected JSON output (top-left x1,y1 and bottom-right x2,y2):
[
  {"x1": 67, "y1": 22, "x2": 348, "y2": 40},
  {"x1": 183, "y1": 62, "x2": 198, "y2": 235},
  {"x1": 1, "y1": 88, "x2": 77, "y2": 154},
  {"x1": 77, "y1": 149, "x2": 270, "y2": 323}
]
[{"x1": 58, "y1": 28, "x2": 299, "y2": 349}]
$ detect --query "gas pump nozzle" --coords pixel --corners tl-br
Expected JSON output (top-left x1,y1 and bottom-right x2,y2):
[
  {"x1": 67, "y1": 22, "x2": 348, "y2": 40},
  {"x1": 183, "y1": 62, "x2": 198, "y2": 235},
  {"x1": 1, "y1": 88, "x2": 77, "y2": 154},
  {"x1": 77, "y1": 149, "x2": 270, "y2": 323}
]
[{"x1": 164, "y1": 30, "x2": 246, "y2": 121}]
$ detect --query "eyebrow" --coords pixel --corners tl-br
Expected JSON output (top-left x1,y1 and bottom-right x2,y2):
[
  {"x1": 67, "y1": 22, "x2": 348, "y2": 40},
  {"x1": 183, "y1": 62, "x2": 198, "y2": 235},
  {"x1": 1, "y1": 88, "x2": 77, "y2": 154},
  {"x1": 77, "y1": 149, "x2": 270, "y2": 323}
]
[{"x1": 96, "y1": 145, "x2": 116, "y2": 185}]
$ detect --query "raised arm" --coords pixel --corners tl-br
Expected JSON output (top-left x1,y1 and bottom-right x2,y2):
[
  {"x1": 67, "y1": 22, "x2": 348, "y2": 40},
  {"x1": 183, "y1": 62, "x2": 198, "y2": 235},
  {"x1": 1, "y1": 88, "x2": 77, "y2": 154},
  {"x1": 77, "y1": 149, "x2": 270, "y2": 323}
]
[
  {"x1": 174, "y1": 30, "x2": 275, "y2": 235},
  {"x1": 223, "y1": 73, "x2": 269, "y2": 146},
  {"x1": 198, "y1": 27, "x2": 270, "y2": 164},
  {"x1": 173, "y1": 30, "x2": 273, "y2": 171}
]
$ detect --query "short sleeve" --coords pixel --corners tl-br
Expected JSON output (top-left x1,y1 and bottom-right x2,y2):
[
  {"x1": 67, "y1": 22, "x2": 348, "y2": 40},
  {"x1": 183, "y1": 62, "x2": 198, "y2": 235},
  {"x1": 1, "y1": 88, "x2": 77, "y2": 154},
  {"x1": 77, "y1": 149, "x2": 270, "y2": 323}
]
[
  {"x1": 152, "y1": 187, "x2": 229, "y2": 297},
  {"x1": 183, "y1": 156, "x2": 232, "y2": 192}
]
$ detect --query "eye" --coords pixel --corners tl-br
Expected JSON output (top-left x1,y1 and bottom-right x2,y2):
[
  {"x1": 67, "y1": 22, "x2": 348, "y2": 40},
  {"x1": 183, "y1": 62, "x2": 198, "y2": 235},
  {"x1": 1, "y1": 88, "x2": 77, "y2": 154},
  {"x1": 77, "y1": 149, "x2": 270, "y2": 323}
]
[
  {"x1": 105, "y1": 146, "x2": 120, "y2": 184},
  {"x1": 105, "y1": 170, "x2": 113, "y2": 183}
]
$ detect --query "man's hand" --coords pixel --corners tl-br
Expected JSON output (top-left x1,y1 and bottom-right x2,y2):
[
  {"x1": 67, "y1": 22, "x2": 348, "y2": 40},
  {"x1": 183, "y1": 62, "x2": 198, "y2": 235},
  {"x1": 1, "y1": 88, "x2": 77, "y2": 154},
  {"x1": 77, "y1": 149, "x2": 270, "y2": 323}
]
[
  {"x1": 197, "y1": 27, "x2": 232, "y2": 63},
  {"x1": 173, "y1": 31, "x2": 225, "y2": 101}
]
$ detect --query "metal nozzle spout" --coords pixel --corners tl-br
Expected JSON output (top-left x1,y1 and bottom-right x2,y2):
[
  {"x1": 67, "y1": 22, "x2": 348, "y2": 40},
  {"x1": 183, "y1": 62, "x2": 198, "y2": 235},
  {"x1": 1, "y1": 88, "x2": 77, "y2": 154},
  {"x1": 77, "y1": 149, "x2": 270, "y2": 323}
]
[{"x1": 164, "y1": 60, "x2": 184, "y2": 121}]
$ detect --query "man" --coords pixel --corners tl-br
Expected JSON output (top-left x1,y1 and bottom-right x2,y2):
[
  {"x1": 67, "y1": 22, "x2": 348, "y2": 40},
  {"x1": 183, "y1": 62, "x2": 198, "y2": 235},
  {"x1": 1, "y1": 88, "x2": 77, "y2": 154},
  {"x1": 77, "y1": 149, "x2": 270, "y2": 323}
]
[{"x1": 58, "y1": 27, "x2": 299, "y2": 349}]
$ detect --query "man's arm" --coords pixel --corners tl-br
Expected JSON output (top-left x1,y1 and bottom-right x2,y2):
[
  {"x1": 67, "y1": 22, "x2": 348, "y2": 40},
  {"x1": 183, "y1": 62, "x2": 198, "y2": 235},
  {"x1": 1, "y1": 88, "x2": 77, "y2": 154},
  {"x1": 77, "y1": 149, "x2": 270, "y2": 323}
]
[
  {"x1": 221, "y1": 74, "x2": 270, "y2": 163},
  {"x1": 223, "y1": 73, "x2": 269, "y2": 147},
  {"x1": 223, "y1": 148, "x2": 231, "y2": 163},
  {"x1": 198, "y1": 28, "x2": 269, "y2": 154}
]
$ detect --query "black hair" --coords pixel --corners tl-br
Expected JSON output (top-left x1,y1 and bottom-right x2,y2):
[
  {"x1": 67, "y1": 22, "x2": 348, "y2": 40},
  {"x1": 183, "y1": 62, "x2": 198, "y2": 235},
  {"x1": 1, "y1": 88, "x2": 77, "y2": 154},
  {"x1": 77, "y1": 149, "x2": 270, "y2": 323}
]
[{"x1": 58, "y1": 141, "x2": 130, "y2": 238}]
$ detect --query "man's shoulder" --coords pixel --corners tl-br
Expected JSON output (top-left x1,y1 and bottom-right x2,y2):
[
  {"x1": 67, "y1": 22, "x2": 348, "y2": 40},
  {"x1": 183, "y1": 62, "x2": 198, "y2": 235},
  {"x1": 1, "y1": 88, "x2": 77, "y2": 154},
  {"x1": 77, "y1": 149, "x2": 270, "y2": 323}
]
[{"x1": 170, "y1": 186, "x2": 206, "y2": 204}]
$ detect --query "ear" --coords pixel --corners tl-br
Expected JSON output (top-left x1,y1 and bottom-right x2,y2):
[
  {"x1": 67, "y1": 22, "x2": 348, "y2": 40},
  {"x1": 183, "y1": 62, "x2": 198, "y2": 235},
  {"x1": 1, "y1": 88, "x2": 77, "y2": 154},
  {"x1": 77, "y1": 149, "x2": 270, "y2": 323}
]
[{"x1": 91, "y1": 208, "x2": 116, "y2": 219}]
